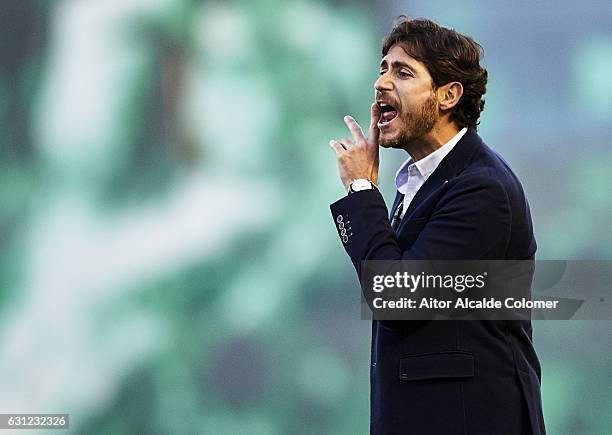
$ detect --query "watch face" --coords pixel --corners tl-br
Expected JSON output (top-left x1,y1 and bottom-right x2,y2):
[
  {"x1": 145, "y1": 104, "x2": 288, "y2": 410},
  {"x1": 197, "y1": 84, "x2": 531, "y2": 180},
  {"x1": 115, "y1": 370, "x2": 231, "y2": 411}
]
[{"x1": 352, "y1": 179, "x2": 372, "y2": 191}]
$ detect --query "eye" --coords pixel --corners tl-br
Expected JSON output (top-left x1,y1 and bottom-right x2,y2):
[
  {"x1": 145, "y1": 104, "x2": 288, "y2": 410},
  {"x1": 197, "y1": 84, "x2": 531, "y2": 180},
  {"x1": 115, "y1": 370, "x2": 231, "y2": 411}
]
[
  {"x1": 379, "y1": 69, "x2": 387, "y2": 76},
  {"x1": 397, "y1": 70, "x2": 412, "y2": 78}
]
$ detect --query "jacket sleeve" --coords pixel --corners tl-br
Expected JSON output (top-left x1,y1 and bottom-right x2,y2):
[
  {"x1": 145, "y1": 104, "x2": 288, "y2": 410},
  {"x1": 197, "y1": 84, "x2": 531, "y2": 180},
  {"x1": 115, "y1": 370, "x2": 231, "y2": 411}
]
[{"x1": 329, "y1": 175, "x2": 512, "y2": 277}]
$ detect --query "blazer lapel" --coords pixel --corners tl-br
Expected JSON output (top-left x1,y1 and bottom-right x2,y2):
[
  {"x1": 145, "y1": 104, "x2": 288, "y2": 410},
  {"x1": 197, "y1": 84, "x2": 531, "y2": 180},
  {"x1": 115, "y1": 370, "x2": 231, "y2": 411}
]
[
  {"x1": 397, "y1": 128, "x2": 483, "y2": 232},
  {"x1": 389, "y1": 190, "x2": 404, "y2": 221}
]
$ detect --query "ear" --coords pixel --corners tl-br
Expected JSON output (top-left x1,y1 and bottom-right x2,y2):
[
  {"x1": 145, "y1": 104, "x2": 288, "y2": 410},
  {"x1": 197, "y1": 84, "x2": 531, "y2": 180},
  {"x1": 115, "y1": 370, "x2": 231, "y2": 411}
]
[{"x1": 437, "y1": 82, "x2": 463, "y2": 111}]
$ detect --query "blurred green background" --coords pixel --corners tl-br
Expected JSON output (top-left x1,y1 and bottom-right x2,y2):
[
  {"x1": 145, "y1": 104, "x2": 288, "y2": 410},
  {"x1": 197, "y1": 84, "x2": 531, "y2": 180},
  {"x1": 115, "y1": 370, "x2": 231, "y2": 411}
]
[{"x1": 1, "y1": 0, "x2": 611, "y2": 434}]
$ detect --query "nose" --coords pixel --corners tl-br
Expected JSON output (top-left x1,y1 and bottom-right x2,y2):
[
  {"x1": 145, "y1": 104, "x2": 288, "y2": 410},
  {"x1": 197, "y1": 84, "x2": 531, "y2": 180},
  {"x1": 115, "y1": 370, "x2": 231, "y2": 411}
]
[{"x1": 374, "y1": 72, "x2": 393, "y2": 93}]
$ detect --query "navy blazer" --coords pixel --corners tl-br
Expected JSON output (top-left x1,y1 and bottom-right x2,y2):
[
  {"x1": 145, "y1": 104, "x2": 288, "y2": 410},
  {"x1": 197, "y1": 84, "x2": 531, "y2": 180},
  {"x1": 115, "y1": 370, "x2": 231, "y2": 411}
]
[{"x1": 330, "y1": 129, "x2": 545, "y2": 434}]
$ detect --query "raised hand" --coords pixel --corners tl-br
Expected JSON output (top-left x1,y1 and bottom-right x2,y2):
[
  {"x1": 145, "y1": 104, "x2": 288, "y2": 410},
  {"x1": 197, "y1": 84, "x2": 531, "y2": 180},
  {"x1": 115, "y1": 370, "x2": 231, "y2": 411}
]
[{"x1": 329, "y1": 103, "x2": 381, "y2": 191}]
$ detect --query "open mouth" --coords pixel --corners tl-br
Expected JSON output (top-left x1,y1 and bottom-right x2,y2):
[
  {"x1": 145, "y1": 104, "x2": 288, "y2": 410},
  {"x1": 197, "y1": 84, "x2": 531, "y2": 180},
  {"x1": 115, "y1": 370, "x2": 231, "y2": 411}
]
[{"x1": 377, "y1": 102, "x2": 398, "y2": 127}]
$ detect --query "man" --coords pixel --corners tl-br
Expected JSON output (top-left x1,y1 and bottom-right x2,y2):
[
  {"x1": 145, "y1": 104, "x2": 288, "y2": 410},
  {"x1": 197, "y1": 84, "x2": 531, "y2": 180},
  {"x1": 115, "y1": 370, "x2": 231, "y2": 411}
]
[{"x1": 328, "y1": 18, "x2": 545, "y2": 434}]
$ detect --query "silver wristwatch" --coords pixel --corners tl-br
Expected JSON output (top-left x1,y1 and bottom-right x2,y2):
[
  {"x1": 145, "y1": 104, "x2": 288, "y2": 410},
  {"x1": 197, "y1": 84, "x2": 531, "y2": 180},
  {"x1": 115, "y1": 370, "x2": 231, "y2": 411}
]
[{"x1": 348, "y1": 178, "x2": 375, "y2": 194}]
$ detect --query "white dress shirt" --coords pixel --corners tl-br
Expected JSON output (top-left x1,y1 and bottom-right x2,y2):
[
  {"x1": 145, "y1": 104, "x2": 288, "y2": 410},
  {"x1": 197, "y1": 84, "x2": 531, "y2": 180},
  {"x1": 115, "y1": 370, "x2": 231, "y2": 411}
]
[{"x1": 394, "y1": 128, "x2": 467, "y2": 218}]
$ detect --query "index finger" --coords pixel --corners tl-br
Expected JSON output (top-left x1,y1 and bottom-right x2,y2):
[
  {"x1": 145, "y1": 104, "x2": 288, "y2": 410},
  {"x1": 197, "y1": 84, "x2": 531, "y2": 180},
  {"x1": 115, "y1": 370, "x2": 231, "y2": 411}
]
[
  {"x1": 369, "y1": 102, "x2": 380, "y2": 145},
  {"x1": 343, "y1": 115, "x2": 366, "y2": 143}
]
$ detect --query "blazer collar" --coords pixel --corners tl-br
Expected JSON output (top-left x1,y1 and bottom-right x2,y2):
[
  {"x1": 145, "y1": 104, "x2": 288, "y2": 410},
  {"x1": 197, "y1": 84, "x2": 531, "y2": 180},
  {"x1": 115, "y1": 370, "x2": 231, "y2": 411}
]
[{"x1": 390, "y1": 128, "x2": 484, "y2": 223}]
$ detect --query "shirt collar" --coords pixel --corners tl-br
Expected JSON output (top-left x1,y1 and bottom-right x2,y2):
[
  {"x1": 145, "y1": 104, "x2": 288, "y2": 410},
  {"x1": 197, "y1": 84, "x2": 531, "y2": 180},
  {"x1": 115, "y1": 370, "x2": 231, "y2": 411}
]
[{"x1": 395, "y1": 127, "x2": 467, "y2": 192}]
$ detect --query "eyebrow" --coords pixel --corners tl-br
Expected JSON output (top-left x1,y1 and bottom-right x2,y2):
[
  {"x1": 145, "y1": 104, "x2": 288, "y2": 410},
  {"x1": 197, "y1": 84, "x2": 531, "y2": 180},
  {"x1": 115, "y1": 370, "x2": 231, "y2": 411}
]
[{"x1": 380, "y1": 59, "x2": 417, "y2": 75}]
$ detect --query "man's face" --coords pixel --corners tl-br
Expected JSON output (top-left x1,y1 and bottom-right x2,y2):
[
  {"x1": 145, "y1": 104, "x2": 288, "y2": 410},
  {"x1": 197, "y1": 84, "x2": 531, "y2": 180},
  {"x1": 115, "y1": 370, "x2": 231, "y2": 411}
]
[{"x1": 375, "y1": 44, "x2": 439, "y2": 149}]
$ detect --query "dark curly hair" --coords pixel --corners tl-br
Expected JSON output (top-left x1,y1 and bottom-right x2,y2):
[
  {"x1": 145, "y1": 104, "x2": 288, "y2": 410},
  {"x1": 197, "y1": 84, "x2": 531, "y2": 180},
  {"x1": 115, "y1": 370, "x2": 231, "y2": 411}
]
[{"x1": 382, "y1": 17, "x2": 488, "y2": 130}]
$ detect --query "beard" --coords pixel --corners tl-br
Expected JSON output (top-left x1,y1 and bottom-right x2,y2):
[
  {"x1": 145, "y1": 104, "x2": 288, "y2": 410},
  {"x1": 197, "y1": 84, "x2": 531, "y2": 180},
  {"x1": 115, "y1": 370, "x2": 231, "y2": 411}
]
[{"x1": 380, "y1": 91, "x2": 439, "y2": 149}]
